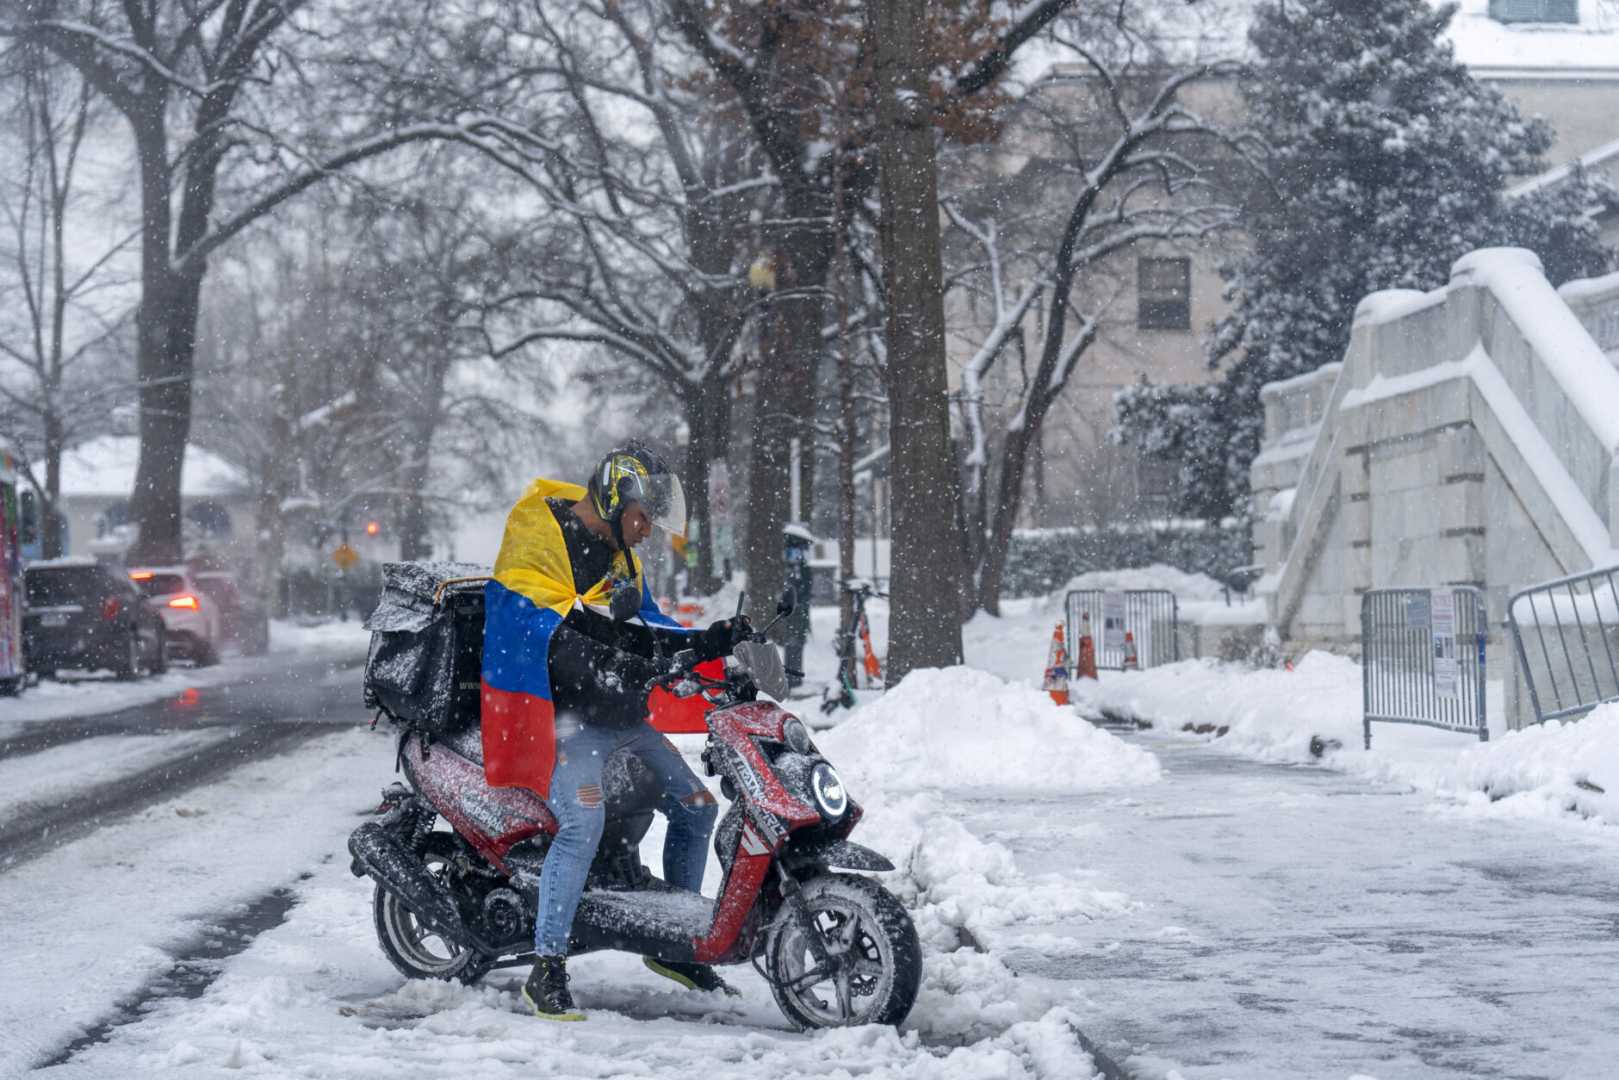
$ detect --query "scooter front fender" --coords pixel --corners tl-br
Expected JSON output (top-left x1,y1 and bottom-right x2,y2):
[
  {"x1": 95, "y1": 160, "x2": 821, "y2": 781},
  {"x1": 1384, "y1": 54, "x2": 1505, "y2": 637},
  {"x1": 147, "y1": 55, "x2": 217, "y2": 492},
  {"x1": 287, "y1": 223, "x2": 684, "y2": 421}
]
[{"x1": 783, "y1": 837, "x2": 894, "y2": 873}]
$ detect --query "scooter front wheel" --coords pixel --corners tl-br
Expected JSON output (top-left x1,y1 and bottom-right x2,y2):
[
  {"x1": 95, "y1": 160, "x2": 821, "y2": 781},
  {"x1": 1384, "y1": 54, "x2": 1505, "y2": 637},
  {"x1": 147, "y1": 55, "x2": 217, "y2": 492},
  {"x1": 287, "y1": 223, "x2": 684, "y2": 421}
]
[
  {"x1": 766, "y1": 872, "x2": 922, "y2": 1029},
  {"x1": 373, "y1": 832, "x2": 492, "y2": 985}
]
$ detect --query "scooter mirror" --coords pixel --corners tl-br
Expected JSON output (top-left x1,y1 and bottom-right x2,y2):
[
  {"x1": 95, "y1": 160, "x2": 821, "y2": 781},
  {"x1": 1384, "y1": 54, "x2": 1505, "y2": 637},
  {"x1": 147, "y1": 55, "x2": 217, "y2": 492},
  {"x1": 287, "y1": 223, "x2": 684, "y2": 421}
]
[
  {"x1": 777, "y1": 587, "x2": 796, "y2": 617},
  {"x1": 609, "y1": 579, "x2": 642, "y2": 623}
]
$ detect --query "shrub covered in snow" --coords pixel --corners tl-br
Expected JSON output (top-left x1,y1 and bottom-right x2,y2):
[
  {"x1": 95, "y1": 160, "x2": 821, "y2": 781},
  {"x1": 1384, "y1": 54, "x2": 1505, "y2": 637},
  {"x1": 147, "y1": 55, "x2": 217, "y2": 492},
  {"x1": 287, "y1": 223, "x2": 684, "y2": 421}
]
[{"x1": 1000, "y1": 523, "x2": 1250, "y2": 598}]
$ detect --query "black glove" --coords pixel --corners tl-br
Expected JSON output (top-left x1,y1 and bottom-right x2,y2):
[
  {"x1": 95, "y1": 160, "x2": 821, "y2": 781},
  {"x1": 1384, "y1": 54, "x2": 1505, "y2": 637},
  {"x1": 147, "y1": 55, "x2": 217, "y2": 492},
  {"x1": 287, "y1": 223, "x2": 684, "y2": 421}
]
[{"x1": 693, "y1": 616, "x2": 750, "y2": 662}]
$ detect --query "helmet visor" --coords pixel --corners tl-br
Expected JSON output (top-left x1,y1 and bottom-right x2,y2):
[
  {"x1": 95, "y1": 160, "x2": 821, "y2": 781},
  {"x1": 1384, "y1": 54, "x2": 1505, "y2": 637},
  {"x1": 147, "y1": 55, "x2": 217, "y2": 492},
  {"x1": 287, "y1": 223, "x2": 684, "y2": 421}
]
[{"x1": 626, "y1": 472, "x2": 687, "y2": 537}]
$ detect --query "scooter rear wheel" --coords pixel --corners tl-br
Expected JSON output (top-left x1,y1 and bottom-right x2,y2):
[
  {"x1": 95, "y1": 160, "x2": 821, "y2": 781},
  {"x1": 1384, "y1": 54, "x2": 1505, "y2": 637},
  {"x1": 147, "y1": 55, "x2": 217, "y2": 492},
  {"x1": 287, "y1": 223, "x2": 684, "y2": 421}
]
[
  {"x1": 373, "y1": 832, "x2": 493, "y2": 985},
  {"x1": 766, "y1": 872, "x2": 921, "y2": 1029}
]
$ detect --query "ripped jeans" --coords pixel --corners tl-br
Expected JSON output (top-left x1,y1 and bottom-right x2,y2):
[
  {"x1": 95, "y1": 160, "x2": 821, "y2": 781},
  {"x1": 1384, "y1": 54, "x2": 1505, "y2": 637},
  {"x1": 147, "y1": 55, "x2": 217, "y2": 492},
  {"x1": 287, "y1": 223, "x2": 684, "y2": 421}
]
[{"x1": 533, "y1": 718, "x2": 718, "y2": 957}]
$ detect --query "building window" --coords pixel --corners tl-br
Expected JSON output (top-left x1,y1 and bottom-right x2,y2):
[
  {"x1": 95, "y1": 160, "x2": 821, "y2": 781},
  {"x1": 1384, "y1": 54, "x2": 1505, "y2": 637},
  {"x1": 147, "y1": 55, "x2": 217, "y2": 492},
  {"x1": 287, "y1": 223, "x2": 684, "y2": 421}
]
[
  {"x1": 1138, "y1": 257, "x2": 1191, "y2": 331},
  {"x1": 1488, "y1": 0, "x2": 1577, "y2": 24}
]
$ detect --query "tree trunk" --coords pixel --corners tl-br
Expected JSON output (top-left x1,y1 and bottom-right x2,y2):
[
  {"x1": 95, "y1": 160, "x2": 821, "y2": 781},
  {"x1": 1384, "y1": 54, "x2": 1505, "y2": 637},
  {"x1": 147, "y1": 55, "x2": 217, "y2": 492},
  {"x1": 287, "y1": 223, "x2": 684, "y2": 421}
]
[
  {"x1": 681, "y1": 374, "x2": 732, "y2": 596},
  {"x1": 42, "y1": 412, "x2": 65, "y2": 559},
  {"x1": 742, "y1": 215, "x2": 830, "y2": 622},
  {"x1": 975, "y1": 421, "x2": 1035, "y2": 617},
  {"x1": 130, "y1": 269, "x2": 202, "y2": 564},
  {"x1": 126, "y1": 91, "x2": 191, "y2": 566},
  {"x1": 870, "y1": 0, "x2": 965, "y2": 681}
]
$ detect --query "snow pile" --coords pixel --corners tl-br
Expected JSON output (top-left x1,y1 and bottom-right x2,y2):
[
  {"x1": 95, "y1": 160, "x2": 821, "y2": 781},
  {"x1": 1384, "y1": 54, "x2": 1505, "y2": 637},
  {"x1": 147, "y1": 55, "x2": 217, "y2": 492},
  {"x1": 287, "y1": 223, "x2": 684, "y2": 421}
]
[
  {"x1": 820, "y1": 666, "x2": 1162, "y2": 792},
  {"x1": 1074, "y1": 651, "x2": 1365, "y2": 763},
  {"x1": 1055, "y1": 563, "x2": 1228, "y2": 603},
  {"x1": 847, "y1": 790, "x2": 1134, "y2": 1044},
  {"x1": 1393, "y1": 703, "x2": 1619, "y2": 825},
  {"x1": 1076, "y1": 652, "x2": 1619, "y2": 829}
]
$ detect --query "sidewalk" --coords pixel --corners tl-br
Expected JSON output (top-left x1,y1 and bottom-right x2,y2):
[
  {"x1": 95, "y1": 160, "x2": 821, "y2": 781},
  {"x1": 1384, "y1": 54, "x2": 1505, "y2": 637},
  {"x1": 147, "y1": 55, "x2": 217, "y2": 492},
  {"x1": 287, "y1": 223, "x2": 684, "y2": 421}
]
[{"x1": 966, "y1": 733, "x2": 1619, "y2": 1079}]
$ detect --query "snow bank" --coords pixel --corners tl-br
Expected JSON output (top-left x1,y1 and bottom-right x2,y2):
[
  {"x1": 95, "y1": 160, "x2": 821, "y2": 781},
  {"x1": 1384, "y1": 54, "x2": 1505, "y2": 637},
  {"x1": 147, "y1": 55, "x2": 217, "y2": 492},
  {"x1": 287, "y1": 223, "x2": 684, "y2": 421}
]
[
  {"x1": 1392, "y1": 703, "x2": 1619, "y2": 826},
  {"x1": 1077, "y1": 653, "x2": 1619, "y2": 830},
  {"x1": 844, "y1": 789, "x2": 1134, "y2": 1045},
  {"x1": 1056, "y1": 563, "x2": 1228, "y2": 603},
  {"x1": 1075, "y1": 651, "x2": 1366, "y2": 763},
  {"x1": 821, "y1": 666, "x2": 1162, "y2": 793}
]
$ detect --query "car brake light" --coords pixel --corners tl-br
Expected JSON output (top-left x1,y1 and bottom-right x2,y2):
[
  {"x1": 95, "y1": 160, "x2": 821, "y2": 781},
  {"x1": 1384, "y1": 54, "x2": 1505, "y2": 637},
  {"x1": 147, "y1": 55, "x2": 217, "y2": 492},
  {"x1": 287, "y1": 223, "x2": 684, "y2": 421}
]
[
  {"x1": 103, "y1": 597, "x2": 122, "y2": 620},
  {"x1": 168, "y1": 595, "x2": 201, "y2": 610}
]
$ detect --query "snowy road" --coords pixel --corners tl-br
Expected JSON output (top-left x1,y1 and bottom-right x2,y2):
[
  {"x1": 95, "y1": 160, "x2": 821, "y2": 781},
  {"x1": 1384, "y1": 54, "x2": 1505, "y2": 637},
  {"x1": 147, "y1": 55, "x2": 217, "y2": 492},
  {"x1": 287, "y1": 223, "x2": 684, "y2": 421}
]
[
  {"x1": 0, "y1": 654, "x2": 367, "y2": 867},
  {"x1": 976, "y1": 732, "x2": 1619, "y2": 1079}
]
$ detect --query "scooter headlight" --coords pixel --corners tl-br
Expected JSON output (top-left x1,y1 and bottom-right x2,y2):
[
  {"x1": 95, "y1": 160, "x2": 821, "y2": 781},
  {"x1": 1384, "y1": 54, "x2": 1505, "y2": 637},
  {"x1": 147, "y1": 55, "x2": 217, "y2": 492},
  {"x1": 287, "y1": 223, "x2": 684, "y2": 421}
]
[
  {"x1": 810, "y1": 763, "x2": 848, "y2": 820},
  {"x1": 783, "y1": 717, "x2": 813, "y2": 755}
]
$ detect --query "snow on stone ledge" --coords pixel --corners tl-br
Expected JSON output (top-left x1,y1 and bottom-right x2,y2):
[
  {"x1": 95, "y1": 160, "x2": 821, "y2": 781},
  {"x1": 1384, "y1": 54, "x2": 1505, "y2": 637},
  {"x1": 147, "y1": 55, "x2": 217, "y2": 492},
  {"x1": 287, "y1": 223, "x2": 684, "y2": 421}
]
[
  {"x1": 820, "y1": 666, "x2": 1162, "y2": 792},
  {"x1": 1449, "y1": 247, "x2": 1619, "y2": 452}
]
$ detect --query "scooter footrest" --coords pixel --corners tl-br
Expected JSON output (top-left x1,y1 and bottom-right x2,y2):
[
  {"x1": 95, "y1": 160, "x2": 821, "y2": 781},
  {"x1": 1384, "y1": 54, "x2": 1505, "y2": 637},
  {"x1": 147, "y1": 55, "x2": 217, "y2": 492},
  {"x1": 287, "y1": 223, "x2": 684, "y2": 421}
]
[{"x1": 570, "y1": 888, "x2": 714, "y2": 962}]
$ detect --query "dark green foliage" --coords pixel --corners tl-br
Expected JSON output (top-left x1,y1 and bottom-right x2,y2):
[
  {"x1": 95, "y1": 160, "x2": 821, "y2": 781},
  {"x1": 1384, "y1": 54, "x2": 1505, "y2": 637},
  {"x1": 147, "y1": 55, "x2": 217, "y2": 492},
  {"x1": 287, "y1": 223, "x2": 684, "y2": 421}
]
[
  {"x1": 999, "y1": 521, "x2": 1253, "y2": 599},
  {"x1": 1114, "y1": 0, "x2": 1616, "y2": 519}
]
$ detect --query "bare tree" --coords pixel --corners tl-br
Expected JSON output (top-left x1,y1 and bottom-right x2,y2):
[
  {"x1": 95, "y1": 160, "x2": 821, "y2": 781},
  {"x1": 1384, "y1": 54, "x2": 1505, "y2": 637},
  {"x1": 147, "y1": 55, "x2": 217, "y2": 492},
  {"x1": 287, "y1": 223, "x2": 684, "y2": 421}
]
[
  {"x1": 195, "y1": 173, "x2": 531, "y2": 596},
  {"x1": 471, "y1": 1, "x2": 768, "y2": 596},
  {"x1": 0, "y1": 41, "x2": 134, "y2": 557},
  {"x1": 666, "y1": 0, "x2": 1072, "y2": 623},
  {"x1": 946, "y1": 47, "x2": 1261, "y2": 615},
  {"x1": 0, "y1": 1, "x2": 577, "y2": 562}
]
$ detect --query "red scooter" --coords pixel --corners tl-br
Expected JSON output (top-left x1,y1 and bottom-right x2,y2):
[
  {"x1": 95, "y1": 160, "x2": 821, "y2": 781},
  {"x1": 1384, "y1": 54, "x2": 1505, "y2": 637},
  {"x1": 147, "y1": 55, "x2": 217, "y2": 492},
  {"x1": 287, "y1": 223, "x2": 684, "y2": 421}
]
[{"x1": 348, "y1": 592, "x2": 921, "y2": 1030}]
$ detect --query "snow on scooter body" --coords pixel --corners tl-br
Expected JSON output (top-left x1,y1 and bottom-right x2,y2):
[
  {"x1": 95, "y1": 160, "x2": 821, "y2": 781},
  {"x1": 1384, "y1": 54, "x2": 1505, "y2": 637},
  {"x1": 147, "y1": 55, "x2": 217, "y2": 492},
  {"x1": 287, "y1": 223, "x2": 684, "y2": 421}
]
[{"x1": 349, "y1": 564, "x2": 921, "y2": 1030}]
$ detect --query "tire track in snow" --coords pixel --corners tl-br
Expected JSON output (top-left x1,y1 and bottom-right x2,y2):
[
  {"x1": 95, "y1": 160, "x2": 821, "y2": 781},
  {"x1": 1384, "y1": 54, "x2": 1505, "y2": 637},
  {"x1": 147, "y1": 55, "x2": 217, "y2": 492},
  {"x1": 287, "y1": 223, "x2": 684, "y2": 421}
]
[
  {"x1": 0, "y1": 720, "x2": 341, "y2": 869},
  {"x1": 34, "y1": 878, "x2": 308, "y2": 1070}
]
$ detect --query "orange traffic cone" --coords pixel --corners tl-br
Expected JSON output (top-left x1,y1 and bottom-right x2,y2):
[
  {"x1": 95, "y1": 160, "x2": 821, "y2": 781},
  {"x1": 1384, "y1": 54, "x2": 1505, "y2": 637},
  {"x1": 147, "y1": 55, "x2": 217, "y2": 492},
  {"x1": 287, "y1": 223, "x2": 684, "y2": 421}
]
[
  {"x1": 859, "y1": 618, "x2": 883, "y2": 684},
  {"x1": 1076, "y1": 612, "x2": 1098, "y2": 681},
  {"x1": 1043, "y1": 623, "x2": 1071, "y2": 705},
  {"x1": 1122, "y1": 630, "x2": 1139, "y2": 671}
]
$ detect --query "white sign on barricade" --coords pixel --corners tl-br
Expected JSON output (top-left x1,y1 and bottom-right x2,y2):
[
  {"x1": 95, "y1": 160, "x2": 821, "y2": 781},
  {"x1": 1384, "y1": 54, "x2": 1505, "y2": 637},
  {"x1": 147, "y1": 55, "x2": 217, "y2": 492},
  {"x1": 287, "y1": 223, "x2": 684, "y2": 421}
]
[
  {"x1": 1431, "y1": 591, "x2": 1459, "y2": 700},
  {"x1": 1102, "y1": 591, "x2": 1126, "y2": 651}
]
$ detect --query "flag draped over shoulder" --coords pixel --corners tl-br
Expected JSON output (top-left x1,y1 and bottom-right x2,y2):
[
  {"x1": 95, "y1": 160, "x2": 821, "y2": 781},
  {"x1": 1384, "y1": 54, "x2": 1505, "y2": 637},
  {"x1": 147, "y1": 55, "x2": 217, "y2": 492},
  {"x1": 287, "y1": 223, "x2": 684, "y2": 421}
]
[{"x1": 479, "y1": 478, "x2": 703, "y2": 797}]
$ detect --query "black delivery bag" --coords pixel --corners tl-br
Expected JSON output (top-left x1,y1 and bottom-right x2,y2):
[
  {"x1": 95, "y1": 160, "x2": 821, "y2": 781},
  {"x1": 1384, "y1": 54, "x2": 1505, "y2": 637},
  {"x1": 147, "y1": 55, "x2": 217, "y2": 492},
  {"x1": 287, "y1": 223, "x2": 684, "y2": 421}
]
[{"x1": 363, "y1": 561, "x2": 487, "y2": 736}]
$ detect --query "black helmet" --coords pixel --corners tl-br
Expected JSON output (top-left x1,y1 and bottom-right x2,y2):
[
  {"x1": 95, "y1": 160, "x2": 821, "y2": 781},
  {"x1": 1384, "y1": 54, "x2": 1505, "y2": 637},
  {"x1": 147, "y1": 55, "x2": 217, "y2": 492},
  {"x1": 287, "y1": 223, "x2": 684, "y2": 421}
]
[{"x1": 587, "y1": 444, "x2": 687, "y2": 536}]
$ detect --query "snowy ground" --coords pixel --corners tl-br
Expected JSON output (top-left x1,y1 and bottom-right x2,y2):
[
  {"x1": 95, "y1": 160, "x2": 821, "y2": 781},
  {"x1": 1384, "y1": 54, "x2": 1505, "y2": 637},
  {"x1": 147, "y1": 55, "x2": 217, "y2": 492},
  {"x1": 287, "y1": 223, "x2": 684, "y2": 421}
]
[
  {"x1": 9, "y1": 585, "x2": 1619, "y2": 1077},
  {"x1": 9, "y1": 660, "x2": 1137, "y2": 1079}
]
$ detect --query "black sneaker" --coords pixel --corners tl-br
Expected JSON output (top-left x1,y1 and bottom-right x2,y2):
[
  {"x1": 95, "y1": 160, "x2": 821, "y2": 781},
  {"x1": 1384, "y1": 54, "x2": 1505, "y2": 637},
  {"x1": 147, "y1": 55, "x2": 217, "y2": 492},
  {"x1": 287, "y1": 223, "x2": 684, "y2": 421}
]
[
  {"x1": 643, "y1": 957, "x2": 740, "y2": 997},
  {"x1": 521, "y1": 956, "x2": 585, "y2": 1021}
]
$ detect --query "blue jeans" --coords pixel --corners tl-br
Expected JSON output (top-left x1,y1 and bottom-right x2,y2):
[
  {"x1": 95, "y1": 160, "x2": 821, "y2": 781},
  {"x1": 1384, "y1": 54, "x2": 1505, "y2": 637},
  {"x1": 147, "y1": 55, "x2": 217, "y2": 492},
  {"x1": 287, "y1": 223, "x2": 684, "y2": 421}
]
[{"x1": 533, "y1": 718, "x2": 718, "y2": 957}]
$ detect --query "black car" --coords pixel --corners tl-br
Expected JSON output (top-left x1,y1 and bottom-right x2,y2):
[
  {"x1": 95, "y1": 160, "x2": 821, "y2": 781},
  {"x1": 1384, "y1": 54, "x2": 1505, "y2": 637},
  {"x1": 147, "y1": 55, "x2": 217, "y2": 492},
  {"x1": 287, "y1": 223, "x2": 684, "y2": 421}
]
[{"x1": 23, "y1": 560, "x2": 167, "y2": 680}]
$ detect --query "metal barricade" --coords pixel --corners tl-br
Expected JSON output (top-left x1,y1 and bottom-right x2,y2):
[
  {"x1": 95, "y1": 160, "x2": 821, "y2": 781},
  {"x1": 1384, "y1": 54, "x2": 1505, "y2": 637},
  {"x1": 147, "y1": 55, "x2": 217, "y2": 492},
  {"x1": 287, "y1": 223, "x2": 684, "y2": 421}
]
[
  {"x1": 1506, "y1": 565, "x2": 1619, "y2": 726},
  {"x1": 1065, "y1": 590, "x2": 1179, "y2": 671},
  {"x1": 1361, "y1": 587, "x2": 1489, "y2": 747}
]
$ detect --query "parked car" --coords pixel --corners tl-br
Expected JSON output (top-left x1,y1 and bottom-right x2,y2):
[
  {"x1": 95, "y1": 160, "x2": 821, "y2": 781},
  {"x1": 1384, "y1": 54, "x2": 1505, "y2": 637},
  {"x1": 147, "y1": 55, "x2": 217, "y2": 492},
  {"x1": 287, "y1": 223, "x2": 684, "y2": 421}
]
[
  {"x1": 194, "y1": 571, "x2": 271, "y2": 656},
  {"x1": 22, "y1": 559, "x2": 167, "y2": 680},
  {"x1": 128, "y1": 565, "x2": 223, "y2": 666}
]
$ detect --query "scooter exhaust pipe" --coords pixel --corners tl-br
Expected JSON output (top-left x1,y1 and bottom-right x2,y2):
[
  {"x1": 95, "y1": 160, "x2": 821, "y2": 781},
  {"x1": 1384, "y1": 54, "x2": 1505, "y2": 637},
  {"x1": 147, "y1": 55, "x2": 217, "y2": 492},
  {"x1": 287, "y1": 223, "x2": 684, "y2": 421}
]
[{"x1": 348, "y1": 822, "x2": 473, "y2": 947}]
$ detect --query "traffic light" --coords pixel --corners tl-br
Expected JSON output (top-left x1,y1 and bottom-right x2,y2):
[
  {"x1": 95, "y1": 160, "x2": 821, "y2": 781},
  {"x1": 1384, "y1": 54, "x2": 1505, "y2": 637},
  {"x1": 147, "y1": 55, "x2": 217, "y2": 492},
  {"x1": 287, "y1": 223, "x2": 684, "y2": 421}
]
[{"x1": 364, "y1": 520, "x2": 381, "y2": 537}]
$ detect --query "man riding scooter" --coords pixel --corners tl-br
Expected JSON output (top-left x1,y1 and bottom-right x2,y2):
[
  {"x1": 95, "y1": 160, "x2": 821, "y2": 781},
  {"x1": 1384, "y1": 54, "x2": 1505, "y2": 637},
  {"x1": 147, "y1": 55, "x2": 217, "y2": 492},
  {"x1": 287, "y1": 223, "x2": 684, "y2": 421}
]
[{"x1": 480, "y1": 445, "x2": 748, "y2": 1021}]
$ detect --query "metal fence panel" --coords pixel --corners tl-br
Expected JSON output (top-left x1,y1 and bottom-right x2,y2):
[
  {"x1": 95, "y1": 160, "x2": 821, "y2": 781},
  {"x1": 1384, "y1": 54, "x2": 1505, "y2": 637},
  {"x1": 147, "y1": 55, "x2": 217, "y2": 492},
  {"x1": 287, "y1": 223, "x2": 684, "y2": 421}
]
[
  {"x1": 1361, "y1": 587, "x2": 1489, "y2": 747},
  {"x1": 1506, "y1": 566, "x2": 1619, "y2": 726},
  {"x1": 1065, "y1": 590, "x2": 1180, "y2": 671}
]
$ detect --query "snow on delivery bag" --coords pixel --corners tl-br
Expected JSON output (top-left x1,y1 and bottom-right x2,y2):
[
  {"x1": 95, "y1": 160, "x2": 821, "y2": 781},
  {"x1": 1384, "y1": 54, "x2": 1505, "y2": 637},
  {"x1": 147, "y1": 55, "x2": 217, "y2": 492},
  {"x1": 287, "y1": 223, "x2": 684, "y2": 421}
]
[{"x1": 363, "y1": 561, "x2": 487, "y2": 736}]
